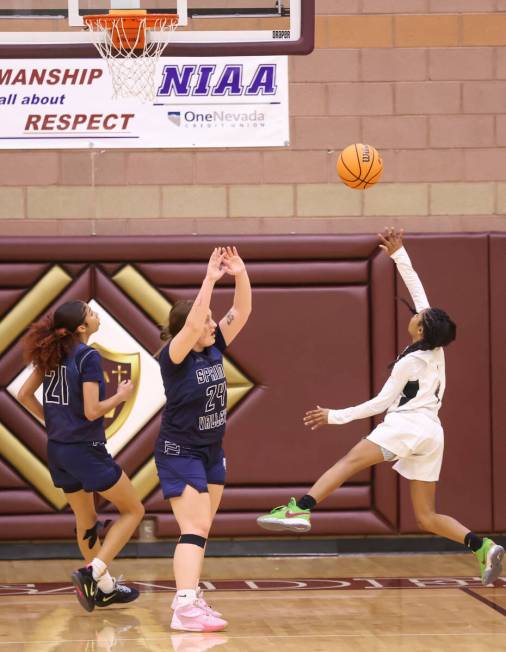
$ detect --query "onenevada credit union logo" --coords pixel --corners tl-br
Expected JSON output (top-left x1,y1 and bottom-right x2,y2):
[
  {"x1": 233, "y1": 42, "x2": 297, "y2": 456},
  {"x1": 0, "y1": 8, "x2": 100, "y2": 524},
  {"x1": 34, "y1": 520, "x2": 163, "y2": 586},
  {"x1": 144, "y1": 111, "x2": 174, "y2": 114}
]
[{"x1": 167, "y1": 109, "x2": 266, "y2": 129}]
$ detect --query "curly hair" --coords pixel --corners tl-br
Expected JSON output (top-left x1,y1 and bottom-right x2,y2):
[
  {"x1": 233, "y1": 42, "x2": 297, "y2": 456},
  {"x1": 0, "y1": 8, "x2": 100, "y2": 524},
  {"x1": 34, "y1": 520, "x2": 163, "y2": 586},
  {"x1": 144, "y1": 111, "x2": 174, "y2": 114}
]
[{"x1": 23, "y1": 300, "x2": 87, "y2": 373}]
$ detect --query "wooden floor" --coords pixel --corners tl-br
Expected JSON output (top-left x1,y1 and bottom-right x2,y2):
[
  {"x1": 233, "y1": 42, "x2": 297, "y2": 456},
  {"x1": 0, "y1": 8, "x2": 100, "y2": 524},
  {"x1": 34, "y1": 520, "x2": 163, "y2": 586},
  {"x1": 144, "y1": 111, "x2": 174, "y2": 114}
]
[{"x1": 0, "y1": 554, "x2": 505, "y2": 651}]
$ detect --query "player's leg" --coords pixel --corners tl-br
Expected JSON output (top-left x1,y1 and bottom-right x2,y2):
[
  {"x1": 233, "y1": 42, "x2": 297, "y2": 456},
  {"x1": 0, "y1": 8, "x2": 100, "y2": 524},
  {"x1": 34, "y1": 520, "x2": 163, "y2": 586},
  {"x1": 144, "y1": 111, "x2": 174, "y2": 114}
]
[
  {"x1": 410, "y1": 480, "x2": 504, "y2": 584},
  {"x1": 258, "y1": 438, "x2": 385, "y2": 532},
  {"x1": 171, "y1": 485, "x2": 212, "y2": 592},
  {"x1": 172, "y1": 447, "x2": 226, "y2": 617},
  {"x1": 72, "y1": 470, "x2": 144, "y2": 612},
  {"x1": 170, "y1": 485, "x2": 227, "y2": 632},
  {"x1": 306, "y1": 438, "x2": 385, "y2": 502},
  {"x1": 96, "y1": 472, "x2": 145, "y2": 563},
  {"x1": 65, "y1": 487, "x2": 136, "y2": 608},
  {"x1": 409, "y1": 479, "x2": 468, "y2": 542},
  {"x1": 171, "y1": 483, "x2": 224, "y2": 616},
  {"x1": 192, "y1": 482, "x2": 224, "y2": 617},
  {"x1": 46, "y1": 445, "x2": 101, "y2": 563},
  {"x1": 209, "y1": 484, "x2": 224, "y2": 520},
  {"x1": 65, "y1": 489, "x2": 100, "y2": 563}
]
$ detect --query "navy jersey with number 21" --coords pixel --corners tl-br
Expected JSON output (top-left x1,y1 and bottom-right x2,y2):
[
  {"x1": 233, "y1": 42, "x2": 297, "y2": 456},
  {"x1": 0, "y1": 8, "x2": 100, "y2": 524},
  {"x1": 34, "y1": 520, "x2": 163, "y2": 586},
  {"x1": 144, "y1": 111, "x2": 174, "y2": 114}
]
[
  {"x1": 158, "y1": 327, "x2": 227, "y2": 447},
  {"x1": 43, "y1": 343, "x2": 106, "y2": 444}
]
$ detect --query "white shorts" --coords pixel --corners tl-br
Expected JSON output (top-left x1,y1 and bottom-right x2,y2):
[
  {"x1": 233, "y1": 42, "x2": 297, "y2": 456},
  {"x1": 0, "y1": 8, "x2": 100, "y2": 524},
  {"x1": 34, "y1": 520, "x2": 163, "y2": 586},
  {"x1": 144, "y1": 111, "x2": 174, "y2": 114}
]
[{"x1": 366, "y1": 411, "x2": 444, "y2": 482}]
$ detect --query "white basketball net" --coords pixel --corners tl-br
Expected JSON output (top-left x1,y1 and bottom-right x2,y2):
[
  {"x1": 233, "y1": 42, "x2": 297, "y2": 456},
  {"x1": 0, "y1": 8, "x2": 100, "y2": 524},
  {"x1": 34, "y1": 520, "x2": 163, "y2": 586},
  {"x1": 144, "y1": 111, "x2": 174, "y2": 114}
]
[{"x1": 86, "y1": 15, "x2": 178, "y2": 102}]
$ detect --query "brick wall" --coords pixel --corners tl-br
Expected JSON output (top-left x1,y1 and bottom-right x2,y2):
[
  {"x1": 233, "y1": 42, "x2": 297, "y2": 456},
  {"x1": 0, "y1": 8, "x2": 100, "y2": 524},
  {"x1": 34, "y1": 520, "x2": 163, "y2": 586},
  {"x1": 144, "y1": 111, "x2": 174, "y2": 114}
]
[{"x1": 1, "y1": 2, "x2": 506, "y2": 235}]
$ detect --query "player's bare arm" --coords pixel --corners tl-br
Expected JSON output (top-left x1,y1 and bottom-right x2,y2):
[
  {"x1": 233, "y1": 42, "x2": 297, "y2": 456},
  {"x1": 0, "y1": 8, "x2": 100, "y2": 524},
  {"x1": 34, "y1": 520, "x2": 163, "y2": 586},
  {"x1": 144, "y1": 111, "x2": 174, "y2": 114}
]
[{"x1": 219, "y1": 246, "x2": 252, "y2": 346}]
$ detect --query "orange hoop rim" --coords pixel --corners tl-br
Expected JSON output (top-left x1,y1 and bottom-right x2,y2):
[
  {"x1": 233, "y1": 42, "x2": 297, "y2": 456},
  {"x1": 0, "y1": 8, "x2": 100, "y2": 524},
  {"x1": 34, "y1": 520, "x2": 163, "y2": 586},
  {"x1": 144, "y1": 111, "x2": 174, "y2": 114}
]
[{"x1": 83, "y1": 12, "x2": 179, "y2": 30}]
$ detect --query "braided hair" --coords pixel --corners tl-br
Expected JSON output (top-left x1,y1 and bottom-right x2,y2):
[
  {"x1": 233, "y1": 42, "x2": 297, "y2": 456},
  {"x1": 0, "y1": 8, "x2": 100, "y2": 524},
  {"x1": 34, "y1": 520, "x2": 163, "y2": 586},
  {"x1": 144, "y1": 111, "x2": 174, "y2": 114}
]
[
  {"x1": 394, "y1": 306, "x2": 456, "y2": 366},
  {"x1": 23, "y1": 300, "x2": 87, "y2": 373}
]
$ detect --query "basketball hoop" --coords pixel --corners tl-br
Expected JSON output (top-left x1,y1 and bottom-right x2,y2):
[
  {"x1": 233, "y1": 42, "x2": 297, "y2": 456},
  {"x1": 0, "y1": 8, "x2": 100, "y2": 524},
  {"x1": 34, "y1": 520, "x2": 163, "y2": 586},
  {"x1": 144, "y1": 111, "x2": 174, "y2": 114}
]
[{"x1": 84, "y1": 11, "x2": 179, "y2": 102}]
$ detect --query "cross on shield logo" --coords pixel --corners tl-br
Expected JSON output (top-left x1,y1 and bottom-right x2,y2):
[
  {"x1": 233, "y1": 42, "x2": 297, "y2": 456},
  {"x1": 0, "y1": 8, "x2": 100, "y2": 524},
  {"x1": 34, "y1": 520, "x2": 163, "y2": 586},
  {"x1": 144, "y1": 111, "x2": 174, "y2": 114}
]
[{"x1": 91, "y1": 343, "x2": 140, "y2": 439}]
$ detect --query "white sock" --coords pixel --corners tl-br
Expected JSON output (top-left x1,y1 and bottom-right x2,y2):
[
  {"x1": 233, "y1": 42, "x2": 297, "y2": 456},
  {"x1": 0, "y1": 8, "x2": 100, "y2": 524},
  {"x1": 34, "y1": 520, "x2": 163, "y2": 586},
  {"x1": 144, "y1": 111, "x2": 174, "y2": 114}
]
[
  {"x1": 90, "y1": 557, "x2": 108, "y2": 581},
  {"x1": 175, "y1": 588, "x2": 197, "y2": 606},
  {"x1": 97, "y1": 571, "x2": 115, "y2": 594}
]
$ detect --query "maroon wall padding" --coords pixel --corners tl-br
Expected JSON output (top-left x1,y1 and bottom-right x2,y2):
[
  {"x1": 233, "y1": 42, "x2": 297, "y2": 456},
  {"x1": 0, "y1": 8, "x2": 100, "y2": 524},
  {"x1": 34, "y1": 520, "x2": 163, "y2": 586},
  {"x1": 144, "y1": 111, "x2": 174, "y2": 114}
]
[
  {"x1": 0, "y1": 514, "x2": 119, "y2": 540},
  {"x1": 0, "y1": 234, "x2": 503, "y2": 541},
  {"x1": 0, "y1": 263, "x2": 50, "y2": 288},
  {"x1": 0, "y1": 391, "x2": 48, "y2": 461},
  {"x1": 0, "y1": 290, "x2": 24, "y2": 317},
  {"x1": 154, "y1": 511, "x2": 393, "y2": 538},
  {"x1": 490, "y1": 235, "x2": 506, "y2": 531},
  {"x1": 144, "y1": 486, "x2": 372, "y2": 512},
  {"x1": 0, "y1": 460, "x2": 25, "y2": 489},
  {"x1": 0, "y1": 491, "x2": 54, "y2": 514},
  {"x1": 138, "y1": 261, "x2": 369, "y2": 286}
]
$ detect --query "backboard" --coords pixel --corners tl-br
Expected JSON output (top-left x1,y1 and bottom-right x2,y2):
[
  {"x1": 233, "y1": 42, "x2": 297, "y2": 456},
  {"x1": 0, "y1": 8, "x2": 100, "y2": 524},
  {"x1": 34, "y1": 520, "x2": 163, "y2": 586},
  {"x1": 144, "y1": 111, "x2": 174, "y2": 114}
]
[{"x1": 0, "y1": 1, "x2": 314, "y2": 57}]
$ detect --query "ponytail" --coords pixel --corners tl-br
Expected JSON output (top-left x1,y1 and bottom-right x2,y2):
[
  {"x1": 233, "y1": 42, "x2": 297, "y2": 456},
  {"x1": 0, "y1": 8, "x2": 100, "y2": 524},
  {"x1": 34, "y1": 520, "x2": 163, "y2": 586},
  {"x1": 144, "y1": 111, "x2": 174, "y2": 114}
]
[
  {"x1": 23, "y1": 300, "x2": 87, "y2": 373},
  {"x1": 154, "y1": 299, "x2": 194, "y2": 359},
  {"x1": 391, "y1": 307, "x2": 456, "y2": 368}
]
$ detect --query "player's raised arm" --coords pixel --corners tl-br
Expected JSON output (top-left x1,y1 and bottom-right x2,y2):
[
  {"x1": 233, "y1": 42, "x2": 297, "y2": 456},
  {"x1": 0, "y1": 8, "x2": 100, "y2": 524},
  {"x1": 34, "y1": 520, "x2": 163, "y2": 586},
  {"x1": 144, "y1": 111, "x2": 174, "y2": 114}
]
[
  {"x1": 378, "y1": 227, "x2": 430, "y2": 313},
  {"x1": 219, "y1": 246, "x2": 252, "y2": 346},
  {"x1": 169, "y1": 247, "x2": 227, "y2": 364}
]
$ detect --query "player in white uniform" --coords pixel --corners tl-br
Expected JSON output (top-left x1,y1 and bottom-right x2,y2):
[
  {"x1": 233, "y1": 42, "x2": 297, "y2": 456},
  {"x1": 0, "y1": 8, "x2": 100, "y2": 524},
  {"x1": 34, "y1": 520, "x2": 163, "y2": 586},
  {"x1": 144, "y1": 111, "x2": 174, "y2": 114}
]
[{"x1": 258, "y1": 228, "x2": 504, "y2": 585}]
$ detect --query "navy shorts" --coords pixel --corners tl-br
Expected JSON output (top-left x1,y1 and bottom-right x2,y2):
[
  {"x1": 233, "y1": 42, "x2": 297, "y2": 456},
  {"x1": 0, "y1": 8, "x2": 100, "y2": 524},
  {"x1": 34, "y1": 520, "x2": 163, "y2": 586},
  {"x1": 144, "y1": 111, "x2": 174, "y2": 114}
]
[
  {"x1": 155, "y1": 440, "x2": 226, "y2": 499},
  {"x1": 47, "y1": 440, "x2": 122, "y2": 494}
]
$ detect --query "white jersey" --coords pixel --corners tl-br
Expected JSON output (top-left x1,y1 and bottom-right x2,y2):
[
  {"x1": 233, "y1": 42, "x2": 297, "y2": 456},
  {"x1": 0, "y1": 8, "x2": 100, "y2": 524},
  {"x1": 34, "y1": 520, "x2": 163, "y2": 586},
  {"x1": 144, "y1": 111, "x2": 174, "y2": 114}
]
[{"x1": 328, "y1": 247, "x2": 445, "y2": 426}]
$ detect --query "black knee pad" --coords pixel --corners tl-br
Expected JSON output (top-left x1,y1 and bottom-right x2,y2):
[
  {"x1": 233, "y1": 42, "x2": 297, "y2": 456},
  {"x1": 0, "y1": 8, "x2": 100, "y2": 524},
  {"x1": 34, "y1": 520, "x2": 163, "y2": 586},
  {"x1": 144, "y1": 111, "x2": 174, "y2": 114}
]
[{"x1": 178, "y1": 534, "x2": 207, "y2": 549}]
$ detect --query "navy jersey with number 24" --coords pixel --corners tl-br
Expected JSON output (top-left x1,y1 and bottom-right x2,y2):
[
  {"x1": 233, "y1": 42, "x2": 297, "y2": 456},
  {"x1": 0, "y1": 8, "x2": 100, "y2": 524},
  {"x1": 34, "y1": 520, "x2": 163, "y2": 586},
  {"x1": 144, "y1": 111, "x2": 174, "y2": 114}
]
[
  {"x1": 43, "y1": 343, "x2": 106, "y2": 444},
  {"x1": 158, "y1": 327, "x2": 227, "y2": 448}
]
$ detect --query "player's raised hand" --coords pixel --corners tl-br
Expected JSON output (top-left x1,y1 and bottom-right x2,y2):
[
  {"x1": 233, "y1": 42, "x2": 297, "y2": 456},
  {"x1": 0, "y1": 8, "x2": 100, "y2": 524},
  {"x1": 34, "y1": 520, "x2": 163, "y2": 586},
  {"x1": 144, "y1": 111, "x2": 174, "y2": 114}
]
[
  {"x1": 206, "y1": 247, "x2": 227, "y2": 282},
  {"x1": 222, "y1": 246, "x2": 246, "y2": 276},
  {"x1": 378, "y1": 226, "x2": 404, "y2": 256},
  {"x1": 303, "y1": 406, "x2": 330, "y2": 431}
]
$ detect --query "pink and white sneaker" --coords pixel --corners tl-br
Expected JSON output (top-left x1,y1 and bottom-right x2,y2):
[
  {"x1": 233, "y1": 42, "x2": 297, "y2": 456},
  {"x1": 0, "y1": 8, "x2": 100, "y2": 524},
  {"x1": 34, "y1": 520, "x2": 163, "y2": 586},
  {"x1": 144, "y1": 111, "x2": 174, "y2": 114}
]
[
  {"x1": 170, "y1": 602, "x2": 228, "y2": 632},
  {"x1": 171, "y1": 589, "x2": 222, "y2": 618},
  {"x1": 196, "y1": 588, "x2": 222, "y2": 618}
]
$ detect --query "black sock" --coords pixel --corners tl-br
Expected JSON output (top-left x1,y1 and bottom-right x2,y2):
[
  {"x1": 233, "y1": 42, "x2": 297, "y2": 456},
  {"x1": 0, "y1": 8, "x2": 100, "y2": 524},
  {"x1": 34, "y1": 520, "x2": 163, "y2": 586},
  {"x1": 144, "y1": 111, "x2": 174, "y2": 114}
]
[
  {"x1": 464, "y1": 531, "x2": 483, "y2": 552},
  {"x1": 297, "y1": 495, "x2": 316, "y2": 511}
]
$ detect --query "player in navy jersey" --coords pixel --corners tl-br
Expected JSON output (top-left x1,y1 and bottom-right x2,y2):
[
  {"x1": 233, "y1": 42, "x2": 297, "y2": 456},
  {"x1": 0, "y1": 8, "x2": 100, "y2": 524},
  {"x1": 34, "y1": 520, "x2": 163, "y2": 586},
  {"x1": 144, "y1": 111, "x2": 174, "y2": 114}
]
[
  {"x1": 257, "y1": 228, "x2": 504, "y2": 586},
  {"x1": 18, "y1": 300, "x2": 145, "y2": 612},
  {"x1": 156, "y1": 247, "x2": 251, "y2": 632}
]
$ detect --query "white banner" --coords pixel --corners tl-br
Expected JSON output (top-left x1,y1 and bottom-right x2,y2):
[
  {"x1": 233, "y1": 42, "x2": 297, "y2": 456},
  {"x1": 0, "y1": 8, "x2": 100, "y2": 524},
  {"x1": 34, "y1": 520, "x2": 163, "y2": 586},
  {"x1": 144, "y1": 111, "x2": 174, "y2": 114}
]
[{"x1": 0, "y1": 56, "x2": 289, "y2": 149}]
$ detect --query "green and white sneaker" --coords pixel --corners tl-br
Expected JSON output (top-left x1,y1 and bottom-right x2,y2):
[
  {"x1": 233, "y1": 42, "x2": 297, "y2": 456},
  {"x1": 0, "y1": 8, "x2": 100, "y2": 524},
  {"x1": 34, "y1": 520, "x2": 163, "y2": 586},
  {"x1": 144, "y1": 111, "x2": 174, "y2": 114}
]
[
  {"x1": 475, "y1": 538, "x2": 504, "y2": 585},
  {"x1": 256, "y1": 497, "x2": 311, "y2": 533}
]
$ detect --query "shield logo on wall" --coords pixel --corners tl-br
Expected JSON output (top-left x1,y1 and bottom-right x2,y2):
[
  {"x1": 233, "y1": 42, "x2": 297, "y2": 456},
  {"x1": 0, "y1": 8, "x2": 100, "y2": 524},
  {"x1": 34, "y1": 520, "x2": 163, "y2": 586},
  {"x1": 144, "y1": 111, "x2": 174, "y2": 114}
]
[{"x1": 91, "y1": 343, "x2": 140, "y2": 439}]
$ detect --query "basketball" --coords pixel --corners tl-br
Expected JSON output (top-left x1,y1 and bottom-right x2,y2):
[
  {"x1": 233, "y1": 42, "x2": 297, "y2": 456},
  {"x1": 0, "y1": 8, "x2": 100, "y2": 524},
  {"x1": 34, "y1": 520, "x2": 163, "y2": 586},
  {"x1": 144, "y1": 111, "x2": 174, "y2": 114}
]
[{"x1": 337, "y1": 143, "x2": 384, "y2": 189}]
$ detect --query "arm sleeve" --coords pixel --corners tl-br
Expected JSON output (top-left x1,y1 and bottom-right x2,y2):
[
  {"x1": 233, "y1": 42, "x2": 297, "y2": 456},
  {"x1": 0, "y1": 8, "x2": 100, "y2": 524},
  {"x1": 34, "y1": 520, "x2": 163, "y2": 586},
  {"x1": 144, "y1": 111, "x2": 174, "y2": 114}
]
[
  {"x1": 79, "y1": 349, "x2": 104, "y2": 383},
  {"x1": 390, "y1": 246, "x2": 430, "y2": 312},
  {"x1": 327, "y1": 356, "x2": 420, "y2": 425}
]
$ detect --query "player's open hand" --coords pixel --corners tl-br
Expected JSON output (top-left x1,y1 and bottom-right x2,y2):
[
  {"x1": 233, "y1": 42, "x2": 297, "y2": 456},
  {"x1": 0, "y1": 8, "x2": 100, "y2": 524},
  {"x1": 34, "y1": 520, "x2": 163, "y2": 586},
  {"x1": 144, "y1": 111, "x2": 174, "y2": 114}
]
[
  {"x1": 206, "y1": 247, "x2": 227, "y2": 282},
  {"x1": 303, "y1": 406, "x2": 330, "y2": 431},
  {"x1": 378, "y1": 226, "x2": 404, "y2": 256},
  {"x1": 222, "y1": 246, "x2": 246, "y2": 276}
]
